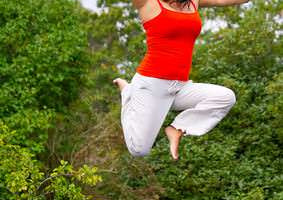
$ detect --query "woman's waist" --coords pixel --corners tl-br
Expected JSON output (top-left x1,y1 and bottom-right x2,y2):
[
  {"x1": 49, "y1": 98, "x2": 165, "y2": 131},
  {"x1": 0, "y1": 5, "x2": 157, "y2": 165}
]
[
  {"x1": 136, "y1": 64, "x2": 192, "y2": 81},
  {"x1": 139, "y1": 53, "x2": 193, "y2": 69}
]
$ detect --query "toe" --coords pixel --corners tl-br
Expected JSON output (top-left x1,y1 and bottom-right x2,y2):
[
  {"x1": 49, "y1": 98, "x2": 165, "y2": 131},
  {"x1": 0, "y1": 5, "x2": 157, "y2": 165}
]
[{"x1": 113, "y1": 78, "x2": 119, "y2": 84}]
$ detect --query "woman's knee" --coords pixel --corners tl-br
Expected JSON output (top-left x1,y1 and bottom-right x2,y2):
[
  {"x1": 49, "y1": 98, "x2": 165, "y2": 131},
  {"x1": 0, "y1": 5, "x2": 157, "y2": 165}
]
[
  {"x1": 125, "y1": 137, "x2": 151, "y2": 157},
  {"x1": 128, "y1": 146, "x2": 151, "y2": 157},
  {"x1": 226, "y1": 88, "x2": 237, "y2": 106},
  {"x1": 220, "y1": 87, "x2": 237, "y2": 106}
]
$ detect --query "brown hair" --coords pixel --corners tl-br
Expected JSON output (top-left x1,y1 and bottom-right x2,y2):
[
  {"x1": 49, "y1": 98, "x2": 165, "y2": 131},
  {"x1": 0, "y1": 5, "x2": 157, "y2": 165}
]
[{"x1": 162, "y1": 0, "x2": 193, "y2": 10}]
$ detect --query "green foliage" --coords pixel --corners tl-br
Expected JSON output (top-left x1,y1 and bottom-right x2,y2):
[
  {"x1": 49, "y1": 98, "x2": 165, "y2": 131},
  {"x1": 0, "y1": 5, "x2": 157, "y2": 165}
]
[
  {"x1": 0, "y1": 0, "x2": 101, "y2": 199},
  {"x1": 0, "y1": 122, "x2": 102, "y2": 200},
  {"x1": 0, "y1": 0, "x2": 91, "y2": 153},
  {"x1": 0, "y1": 122, "x2": 44, "y2": 200},
  {"x1": 265, "y1": 72, "x2": 283, "y2": 145},
  {"x1": 44, "y1": 160, "x2": 102, "y2": 200}
]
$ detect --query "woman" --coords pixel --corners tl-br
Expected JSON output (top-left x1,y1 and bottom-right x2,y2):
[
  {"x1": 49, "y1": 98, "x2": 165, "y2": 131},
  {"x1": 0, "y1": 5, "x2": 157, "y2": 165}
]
[{"x1": 113, "y1": 0, "x2": 249, "y2": 160}]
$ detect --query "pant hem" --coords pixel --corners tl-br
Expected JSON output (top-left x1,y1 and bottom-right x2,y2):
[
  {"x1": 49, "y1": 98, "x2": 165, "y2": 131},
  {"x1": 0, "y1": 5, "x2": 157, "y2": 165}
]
[{"x1": 170, "y1": 122, "x2": 206, "y2": 137}]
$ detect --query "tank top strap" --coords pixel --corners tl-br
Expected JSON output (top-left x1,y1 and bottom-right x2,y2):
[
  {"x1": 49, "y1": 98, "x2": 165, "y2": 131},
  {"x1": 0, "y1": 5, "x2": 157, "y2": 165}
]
[
  {"x1": 156, "y1": 0, "x2": 164, "y2": 10},
  {"x1": 190, "y1": 0, "x2": 197, "y2": 12}
]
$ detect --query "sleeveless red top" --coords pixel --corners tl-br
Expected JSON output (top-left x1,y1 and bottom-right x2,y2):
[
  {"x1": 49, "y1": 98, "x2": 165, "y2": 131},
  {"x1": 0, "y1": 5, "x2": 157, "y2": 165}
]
[{"x1": 136, "y1": 0, "x2": 202, "y2": 81}]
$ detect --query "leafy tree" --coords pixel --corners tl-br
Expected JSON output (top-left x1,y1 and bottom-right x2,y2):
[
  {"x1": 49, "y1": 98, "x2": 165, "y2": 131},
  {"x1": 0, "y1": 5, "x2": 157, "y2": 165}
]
[
  {"x1": 0, "y1": 122, "x2": 102, "y2": 199},
  {"x1": 0, "y1": 0, "x2": 102, "y2": 199}
]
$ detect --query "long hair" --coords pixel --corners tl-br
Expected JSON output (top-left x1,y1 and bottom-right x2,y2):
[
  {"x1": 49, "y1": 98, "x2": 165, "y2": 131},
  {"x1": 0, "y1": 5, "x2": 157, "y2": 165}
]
[{"x1": 162, "y1": 0, "x2": 193, "y2": 10}]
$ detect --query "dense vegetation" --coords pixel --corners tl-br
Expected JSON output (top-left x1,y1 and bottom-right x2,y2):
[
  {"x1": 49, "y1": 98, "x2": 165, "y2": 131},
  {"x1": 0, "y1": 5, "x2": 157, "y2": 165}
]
[
  {"x1": 0, "y1": 0, "x2": 102, "y2": 199},
  {"x1": 0, "y1": 0, "x2": 282, "y2": 199}
]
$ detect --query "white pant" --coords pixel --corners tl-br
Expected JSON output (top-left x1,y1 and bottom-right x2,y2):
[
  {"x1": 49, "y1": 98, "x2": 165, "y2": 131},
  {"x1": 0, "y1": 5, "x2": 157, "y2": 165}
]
[{"x1": 120, "y1": 72, "x2": 236, "y2": 157}]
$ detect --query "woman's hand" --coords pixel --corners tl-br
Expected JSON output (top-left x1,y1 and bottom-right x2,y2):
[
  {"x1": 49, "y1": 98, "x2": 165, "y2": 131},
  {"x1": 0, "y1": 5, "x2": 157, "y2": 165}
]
[{"x1": 199, "y1": 0, "x2": 250, "y2": 7}]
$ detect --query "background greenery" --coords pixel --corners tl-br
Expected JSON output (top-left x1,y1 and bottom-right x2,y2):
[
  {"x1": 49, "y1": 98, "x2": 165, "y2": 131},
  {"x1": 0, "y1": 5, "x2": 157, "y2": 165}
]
[{"x1": 0, "y1": 0, "x2": 282, "y2": 199}]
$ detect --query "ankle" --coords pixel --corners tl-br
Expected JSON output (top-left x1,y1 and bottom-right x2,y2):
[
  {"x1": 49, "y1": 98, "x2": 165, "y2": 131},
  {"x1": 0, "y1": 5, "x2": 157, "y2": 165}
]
[{"x1": 168, "y1": 125, "x2": 183, "y2": 137}]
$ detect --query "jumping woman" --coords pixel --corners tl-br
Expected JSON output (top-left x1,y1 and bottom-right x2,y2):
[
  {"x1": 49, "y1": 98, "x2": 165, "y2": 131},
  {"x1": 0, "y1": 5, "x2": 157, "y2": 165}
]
[{"x1": 113, "y1": 0, "x2": 249, "y2": 160}]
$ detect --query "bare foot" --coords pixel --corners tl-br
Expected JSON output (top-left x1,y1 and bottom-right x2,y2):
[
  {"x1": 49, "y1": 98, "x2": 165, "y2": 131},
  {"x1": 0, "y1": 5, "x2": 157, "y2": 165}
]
[
  {"x1": 165, "y1": 125, "x2": 184, "y2": 160},
  {"x1": 113, "y1": 78, "x2": 128, "y2": 92}
]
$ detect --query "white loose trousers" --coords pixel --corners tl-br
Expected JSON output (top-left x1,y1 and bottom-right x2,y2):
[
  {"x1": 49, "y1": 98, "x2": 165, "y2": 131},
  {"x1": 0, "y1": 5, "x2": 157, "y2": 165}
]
[{"x1": 120, "y1": 72, "x2": 236, "y2": 157}]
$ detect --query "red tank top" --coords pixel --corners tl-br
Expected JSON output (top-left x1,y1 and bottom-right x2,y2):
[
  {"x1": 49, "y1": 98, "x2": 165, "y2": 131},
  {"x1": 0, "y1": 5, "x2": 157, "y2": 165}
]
[{"x1": 136, "y1": 0, "x2": 202, "y2": 81}]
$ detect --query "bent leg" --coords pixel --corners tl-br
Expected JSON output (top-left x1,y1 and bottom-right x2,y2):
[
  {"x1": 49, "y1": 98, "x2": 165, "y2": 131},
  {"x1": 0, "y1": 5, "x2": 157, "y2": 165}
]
[
  {"x1": 170, "y1": 80, "x2": 236, "y2": 136},
  {"x1": 121, "y1": 73, "x2": 174, "y2": 157}
]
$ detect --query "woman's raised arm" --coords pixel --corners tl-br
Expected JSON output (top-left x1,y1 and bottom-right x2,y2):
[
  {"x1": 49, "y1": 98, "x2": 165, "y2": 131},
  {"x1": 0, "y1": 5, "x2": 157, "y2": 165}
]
[
  {"x1": 199, "y1": 0, "x2": 250, "y2": 7},
  {"x1": 132, "y1": 0, "x2": 148, "y2": 9}
]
